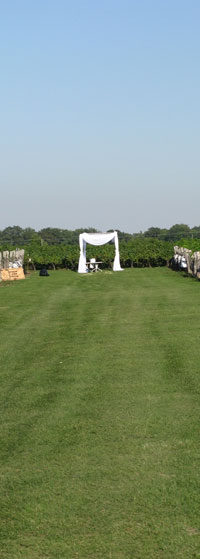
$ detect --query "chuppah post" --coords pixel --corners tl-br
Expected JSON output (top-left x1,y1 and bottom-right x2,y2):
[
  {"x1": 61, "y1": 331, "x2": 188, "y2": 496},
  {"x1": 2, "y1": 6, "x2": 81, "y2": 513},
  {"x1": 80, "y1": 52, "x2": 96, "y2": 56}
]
[{"x1": 78, "y1": 235, "x2": 87, "y2": 273}]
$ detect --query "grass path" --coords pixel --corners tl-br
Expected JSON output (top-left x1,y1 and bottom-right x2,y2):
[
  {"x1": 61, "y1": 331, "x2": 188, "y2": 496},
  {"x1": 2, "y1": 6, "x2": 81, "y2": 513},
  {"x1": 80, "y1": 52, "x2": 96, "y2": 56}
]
[{"x1": 0, "y1": 268, "x2": 199, "y2": 558}]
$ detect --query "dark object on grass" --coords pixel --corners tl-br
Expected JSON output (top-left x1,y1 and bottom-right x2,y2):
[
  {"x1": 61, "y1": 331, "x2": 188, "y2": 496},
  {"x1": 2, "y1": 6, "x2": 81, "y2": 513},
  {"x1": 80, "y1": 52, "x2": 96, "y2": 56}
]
[{"x1": 39, "y1": 267, "x2": 50, "y2": 277}]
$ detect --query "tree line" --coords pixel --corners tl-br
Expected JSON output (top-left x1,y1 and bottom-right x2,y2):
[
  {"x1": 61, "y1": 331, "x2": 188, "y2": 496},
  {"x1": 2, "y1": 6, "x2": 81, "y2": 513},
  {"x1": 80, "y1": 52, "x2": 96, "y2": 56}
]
[
  {"x1": 0, "y1": 223, "x2": 200, "y2": 246},
  {"x1": 1, "y1": 225, "x2": 200, "y2": 271}
]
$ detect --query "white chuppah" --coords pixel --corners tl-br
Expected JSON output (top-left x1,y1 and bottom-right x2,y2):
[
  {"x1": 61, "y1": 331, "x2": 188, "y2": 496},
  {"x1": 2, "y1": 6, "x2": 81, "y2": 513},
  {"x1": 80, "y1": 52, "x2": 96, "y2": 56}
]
[{"x1": 78, "y1": 231, "x2": 123, "y2": 273}]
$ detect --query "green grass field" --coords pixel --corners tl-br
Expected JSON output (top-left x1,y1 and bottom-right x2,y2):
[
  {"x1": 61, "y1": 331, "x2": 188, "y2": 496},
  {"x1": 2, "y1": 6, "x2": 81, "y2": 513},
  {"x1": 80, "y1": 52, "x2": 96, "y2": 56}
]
[{"x1": 0, "y1": 268, "x2": 199, "y2": 559}]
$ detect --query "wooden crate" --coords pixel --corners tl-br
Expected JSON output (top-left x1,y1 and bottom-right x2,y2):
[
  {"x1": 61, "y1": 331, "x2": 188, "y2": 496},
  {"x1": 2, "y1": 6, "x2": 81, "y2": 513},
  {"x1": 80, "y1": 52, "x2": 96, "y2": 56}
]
[{"x1": 1, "y1": 267, "x2": 25, "y2": 281}]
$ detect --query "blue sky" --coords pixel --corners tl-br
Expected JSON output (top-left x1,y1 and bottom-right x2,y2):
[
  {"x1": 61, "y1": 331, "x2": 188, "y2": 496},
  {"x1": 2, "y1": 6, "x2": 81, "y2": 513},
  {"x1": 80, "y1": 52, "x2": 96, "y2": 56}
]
[{"x1": 1, "y1": 0, "x2": 200, "y2": 232}]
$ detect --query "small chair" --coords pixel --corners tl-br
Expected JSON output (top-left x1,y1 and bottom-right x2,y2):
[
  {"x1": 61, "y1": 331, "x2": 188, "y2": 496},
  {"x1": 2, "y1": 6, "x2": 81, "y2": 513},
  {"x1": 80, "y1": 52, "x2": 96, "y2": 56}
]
[{"x1": 89, "y1": 258, "x2": 96, "y2": 272}]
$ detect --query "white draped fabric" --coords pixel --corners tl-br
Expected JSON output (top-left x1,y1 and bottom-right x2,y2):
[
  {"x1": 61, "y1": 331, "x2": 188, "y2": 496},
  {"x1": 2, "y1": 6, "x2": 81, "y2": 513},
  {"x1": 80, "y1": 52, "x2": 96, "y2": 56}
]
[{"x1": 78, "y1": 231, "x2": 123, "y2": 273}]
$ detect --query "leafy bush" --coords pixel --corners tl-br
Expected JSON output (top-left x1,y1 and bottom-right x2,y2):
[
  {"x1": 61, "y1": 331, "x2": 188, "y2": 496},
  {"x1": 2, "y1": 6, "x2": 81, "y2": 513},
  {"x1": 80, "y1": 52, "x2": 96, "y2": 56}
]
[{"x1": 0, "y1": 239, "x2": 174, "y2": 271}]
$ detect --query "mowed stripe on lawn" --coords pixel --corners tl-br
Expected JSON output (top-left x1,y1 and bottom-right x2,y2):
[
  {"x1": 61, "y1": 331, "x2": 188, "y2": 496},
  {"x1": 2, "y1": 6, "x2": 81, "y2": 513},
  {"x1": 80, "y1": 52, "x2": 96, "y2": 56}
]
[{"x1": 0, "y1": 268, "x2": 199, "y2": 558}]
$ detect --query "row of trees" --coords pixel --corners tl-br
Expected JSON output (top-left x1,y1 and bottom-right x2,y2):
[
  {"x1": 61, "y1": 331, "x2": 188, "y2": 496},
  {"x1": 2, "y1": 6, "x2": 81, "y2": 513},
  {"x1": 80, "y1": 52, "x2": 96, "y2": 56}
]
[
  {"x1": 0, "y1": 238, "x2": 174, "y2": 270},
  {"x1": 143, "y1": 224, "x2": 200, "y2": 240},
  {"x1": 0, "y1": 226, "x2": 98, "y2": 246},
  {"x1": 0, "y1": 224, "x2": 200, "y2": 246}
]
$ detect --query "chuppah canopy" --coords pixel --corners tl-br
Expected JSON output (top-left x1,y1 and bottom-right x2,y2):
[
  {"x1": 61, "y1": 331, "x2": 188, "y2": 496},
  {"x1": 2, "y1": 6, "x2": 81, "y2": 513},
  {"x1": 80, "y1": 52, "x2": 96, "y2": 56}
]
[{"x1": 78, "y1": 231, "x2": 123, "y2": 273}]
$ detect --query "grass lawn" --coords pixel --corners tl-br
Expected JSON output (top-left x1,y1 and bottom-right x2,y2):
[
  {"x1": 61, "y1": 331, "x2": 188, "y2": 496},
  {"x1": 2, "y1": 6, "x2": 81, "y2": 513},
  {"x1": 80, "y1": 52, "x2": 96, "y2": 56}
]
[{"x1": 0, "y1": 268, "x2": 199, "y2": 558}]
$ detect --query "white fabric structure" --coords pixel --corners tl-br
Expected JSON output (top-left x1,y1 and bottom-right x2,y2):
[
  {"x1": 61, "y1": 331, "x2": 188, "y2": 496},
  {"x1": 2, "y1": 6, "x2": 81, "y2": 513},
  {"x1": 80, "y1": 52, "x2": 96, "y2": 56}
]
[{"x1": 78, "y1": 231, "x2": 123, "y2": 273}]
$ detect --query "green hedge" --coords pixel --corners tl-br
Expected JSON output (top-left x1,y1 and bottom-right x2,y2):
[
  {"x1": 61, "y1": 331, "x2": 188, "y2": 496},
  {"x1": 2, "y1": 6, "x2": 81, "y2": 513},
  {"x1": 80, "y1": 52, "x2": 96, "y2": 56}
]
[
  {"x1": 0, "y1": 239, "x2": 174, "y2": 270},
  {"x1": 0, "y1": 239, "x2": 173, "y2": 270}
]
